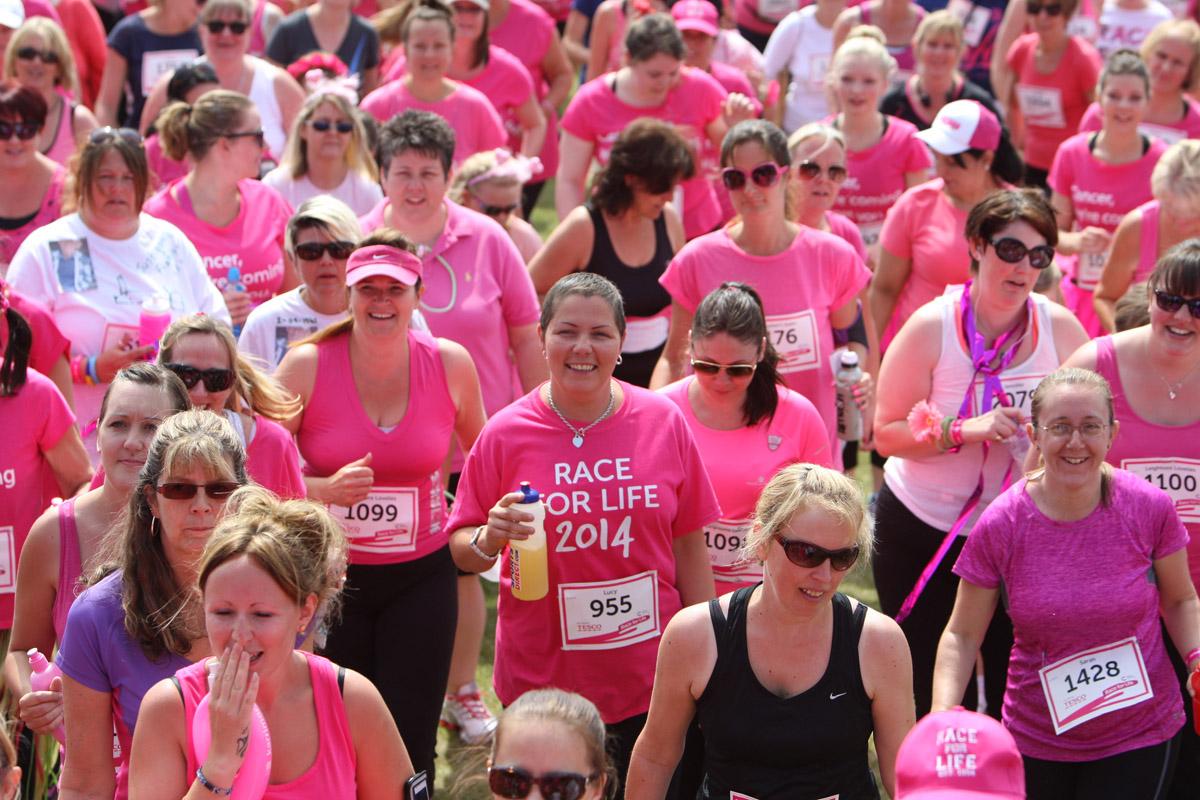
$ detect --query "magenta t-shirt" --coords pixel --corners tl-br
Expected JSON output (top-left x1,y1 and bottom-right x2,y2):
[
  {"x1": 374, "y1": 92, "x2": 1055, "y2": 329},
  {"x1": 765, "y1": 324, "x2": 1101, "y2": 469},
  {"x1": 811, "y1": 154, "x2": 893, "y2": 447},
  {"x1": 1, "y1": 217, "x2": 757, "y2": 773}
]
[
  {"x1": 659, "y1": 377, "x2": 831, "y2": 587},
  {"x1": 360, "y1": 79, "x2": 506, "y2": 167},
  {"x1": 143, "y1": 179, "x2": 294, "y2": 307},
  {"x1": 1007, "y1": 33, "x2": 1103, "y2": 170},
  {"x1": 660, "y1": 226, "x2": 871, "y2": 451},
  {"x1": 1077, "y1": 98, "x2": 1200, "y2": 145},
  {"x1": 561, "y1": 66, "x2": 727, "y2": 240},
  {"x1": 0, "y1": 165, "x2": 65, "y2": 268},
  {"x1": 825, "y1": 210, "x2": 867, "y2": 263},
  {"x1": 446, "y1": 384, "x2": 721, "y2": 724},
  {"x1": 247, "y1": 414, "x2": 305, "y2": 499},
  {"x1": 828, "y1": 115, "x2": 931, "y2": 249},
  {"x1": 955, "y1": 472, "x2": 1187, "y2": 761},
  {"x1": 489, "y1": 0, "x2": 561, "y2": 178},
  {"x1": 7, "y1": 290, "x2": 70, "y2": 378}
]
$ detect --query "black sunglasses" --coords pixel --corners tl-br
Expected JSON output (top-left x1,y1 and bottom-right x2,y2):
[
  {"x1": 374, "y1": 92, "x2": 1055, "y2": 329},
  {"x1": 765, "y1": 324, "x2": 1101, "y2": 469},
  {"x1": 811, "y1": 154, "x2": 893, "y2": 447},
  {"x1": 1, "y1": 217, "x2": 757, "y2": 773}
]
[
  {"x1": 775, "y1": 535, "x2": 860, "y2": 571},
  {"x1": 1026, "y1": 1, "x2": 1063, "y2": 14},
  {"x1": 488, "y1": 766, "x2": 597, "y2": 800},
  {"x1": 482, "y1": 202, "x2": 519, "y2": 219},
  {"x1": 989, "y1": 237, "x2": 1054, "y2": 270},
  {"x1": 205, "y1": 19, "x2": 248, "y2": 34},
  {"x1": 16, "y1": 46, "x2": 60, "y2": 64},
  {"x1": 156, "y1": 481, "x2": 241, "y2": 500},
  {"x1": 1153, "y1": 289, "x2": 1200, "y2": 318},
  {"x1": 295, "y1": 240, "x2": 356, "y2": 261},
  {"x1": 796, "y1": 160, "x2": 848, "y2": 182},
  {"x1": 310, "y1": 118, "x2": 354, "y2": 133},
  {"x1": 225, "y1": 129, "x2": 265, "y2": 147},
  {"x1": 0, "y1": 120, "x2": 39, "y2": 140},
  {"x1": 164, "y1": 363, "x2": 235, "y2": 392},
  {"x1": 721, "y1": 161, "x2": 786, "y2": 192},
  {"x1": 89, "y1": 126, "x2": 143, "y2": 147},
  {"x1": 691, "y1": 359, "x2": 757, "y2": 378}
]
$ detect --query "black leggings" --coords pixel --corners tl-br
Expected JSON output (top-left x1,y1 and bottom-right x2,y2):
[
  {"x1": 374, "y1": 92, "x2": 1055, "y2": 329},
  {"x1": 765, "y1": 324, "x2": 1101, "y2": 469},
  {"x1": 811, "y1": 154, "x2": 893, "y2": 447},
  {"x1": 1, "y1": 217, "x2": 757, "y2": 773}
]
[
  {"x1": 1164, "y1": 626, "x2": 1199, "y2": 800},
  {"x1": 321, "y1": 547, "x2": 458, "y2": 782},
  {"x1": 872, "y1": 482, "x2": 1012, "y2": 718},
  {"x1": 1024, "y1": 735, "x2": 1179, "y2": 800}
]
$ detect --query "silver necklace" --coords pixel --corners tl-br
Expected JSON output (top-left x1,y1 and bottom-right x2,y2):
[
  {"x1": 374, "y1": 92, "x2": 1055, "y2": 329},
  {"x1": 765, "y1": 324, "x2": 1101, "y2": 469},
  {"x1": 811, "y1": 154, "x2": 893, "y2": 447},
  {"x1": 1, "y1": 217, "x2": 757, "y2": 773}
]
[
  {"x1": 547, "y1": 382, "x2": 615, "y2": 448},
  {"x1": 1161, "y1": 363, "x2": 1200, "y2": 400}
]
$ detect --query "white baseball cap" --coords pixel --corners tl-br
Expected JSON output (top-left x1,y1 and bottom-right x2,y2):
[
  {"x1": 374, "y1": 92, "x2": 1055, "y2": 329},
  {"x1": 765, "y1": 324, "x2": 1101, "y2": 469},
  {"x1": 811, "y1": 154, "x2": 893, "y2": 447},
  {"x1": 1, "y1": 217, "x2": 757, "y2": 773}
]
[
  {"x1": 0, "y1": 0, "x2": 25, "y2": 30},
  {"x1": 916, "y1": 100, "x2": 1002, "y2": 156}
]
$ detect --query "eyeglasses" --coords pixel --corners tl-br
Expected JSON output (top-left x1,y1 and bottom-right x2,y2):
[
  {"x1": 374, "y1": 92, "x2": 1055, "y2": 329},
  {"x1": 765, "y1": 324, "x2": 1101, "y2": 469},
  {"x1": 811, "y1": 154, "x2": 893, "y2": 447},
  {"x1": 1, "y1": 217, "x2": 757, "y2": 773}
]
[
  {"x1": 156, "y1": 481, "x2": 240, "y2": 500},
  {"x1": 225, "y1": 129, "x2": 265, "y2": 147},
  {"x1": 309, "y1": 118, "x2": 354, "y2": 133},
  {"x1": 1153, "y1": 289, "x2": 1200, "y2": 319},
  {"x1": 205, "y1": 19, "x2": 248, "y2": 34},
  {"x1": 295, "y1": 240, "x2": 356, "y2": 261},
  {"x1": 796, "y1": 160, "x2": 848, "y2": 182},
  {"x1": 0, "y1": 120, "x2": 39, "y2": 140},
  {"x1": 690, "y1": 359, "x2": 757, "y2": 378},
  {"x1": 774, "y1": 535, "x2": 860, "y2": 571},
  {"x1": 15, "y1": 46, "x2": 60, "y2": 64},
  {"x1": 164, "y1": 363, "x2": 235, "y2": 392},
  {"x1": 1038, "y1": 421, "x2": 1109, "y2": 439},
  {"x1": 988, "y1": 237, "x2": 1054, "y2": 270},
  {"x1": 487, "y1": 766, "x2": 597, "y2": 800},
  {"x1": 452, "y1": 2, "x2": 485, "y2": 13},
  {"x1": 88, "y1": 126, "x2": 143, "y2": 147},
  {"x1": 1026, "y1": 1, "x2": 1063, "y2": 14},
  {"x1": 721, "y1": 162, "x2": 786, "y2": 192},
  {"x1": 481, "y1": 202, "x2": 519, "y2": 219}
]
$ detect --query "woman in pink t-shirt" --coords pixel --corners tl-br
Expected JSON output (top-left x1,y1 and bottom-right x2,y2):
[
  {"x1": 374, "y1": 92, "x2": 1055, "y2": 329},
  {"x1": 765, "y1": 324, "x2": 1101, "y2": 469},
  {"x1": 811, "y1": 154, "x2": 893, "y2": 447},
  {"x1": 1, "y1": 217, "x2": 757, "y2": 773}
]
[
  {"x1": 659, "y1": 282, "x2": 832, "y2": 591},
  {"x1": 786, "y1": 123, "x2": 866, "y2": 262},
  {"x1": 157, "y1": 314, "x2": 305, "y2": 499},
  {"x1": 832, "y1": 0, "x2": 926, "y2": 82},
  {"x1": 933, "y1": 368, "x2": 1200, "y2": 795},
  {"x1": 826, "y1": 29, "x2": 932, "y2": 264},
  {"x1": 0, "y1": 83, "x2": 66, "y2": 270},
  {"x1": 586, "y1": 0, "x2": 668, "y2": 84},
  {"x1": 147, "y1": 90, "x2": 298, "y2": 330},
  {"x1": 1050, "y1": 51, "x2": 1166, "y2": 336}
]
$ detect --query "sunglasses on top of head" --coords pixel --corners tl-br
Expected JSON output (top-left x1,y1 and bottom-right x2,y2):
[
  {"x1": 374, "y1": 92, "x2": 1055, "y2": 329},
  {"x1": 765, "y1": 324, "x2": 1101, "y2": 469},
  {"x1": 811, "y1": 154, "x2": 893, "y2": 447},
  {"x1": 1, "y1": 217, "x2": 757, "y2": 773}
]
[
  {"x1": 164, "y1": 363, "x2": 235, "y2": 392},
  {"x1": 988, "y1": 237, "x2": 1055, "y2": 270},
  {"x1": 205, "y1": 19, "x2": 248, "y2": 34},
  {"x1": 155, "y1": 481, "x2": 241, "y2": 500},
  {"x1": 721, "y1": 162, "x2": 787, "y2": 192},
  {"x1": 1153, "y1": 289, "x2": 1200, "y2": 318},
  {"x1": 0, "y1": 119, "x2": 39, "y2": 140},
  {"x1": 488, "y1": 766, "x2": 597, "y2": 800},
  {"x1": 774, "y1": 535, "x2": 861, "y2": 571},
  {"x1": 15, "y1": 46, "x2": 60, "y2": 64}
]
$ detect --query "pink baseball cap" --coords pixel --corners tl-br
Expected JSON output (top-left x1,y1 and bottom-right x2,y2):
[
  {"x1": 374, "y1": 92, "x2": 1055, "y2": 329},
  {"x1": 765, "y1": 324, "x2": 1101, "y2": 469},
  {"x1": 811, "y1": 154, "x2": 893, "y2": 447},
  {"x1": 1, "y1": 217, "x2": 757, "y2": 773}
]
[
  {"x1": 895, "y1": 708, "x2": 1025, "y2": 799},
  {"x1": 672, "y1": 0, "x2": 719, "y2": 38},
  {"x1": 915, "y1": 100, "x2": 1002, "y2": 155},
  {"x1": 345, "y1": 244, "x2": 423, "y2": 286}
]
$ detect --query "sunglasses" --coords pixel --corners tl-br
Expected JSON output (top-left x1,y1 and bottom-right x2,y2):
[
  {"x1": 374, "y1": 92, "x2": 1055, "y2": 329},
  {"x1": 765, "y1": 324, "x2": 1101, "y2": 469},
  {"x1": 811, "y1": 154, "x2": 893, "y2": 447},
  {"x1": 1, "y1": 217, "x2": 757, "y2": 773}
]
[
  {"x1": 482, "y1": 202, "x2": 519, "y2": 219},
  {"x1": 156, "y1": 481, "x2": 241, "y2": 500},
  {"x1": 164, "y1": 363, "x2": 235, "y2": 392},
  {"x1": 775, "y1": 535, "x2": 860, "y2": 571},
  {"x1": 1026, "y1": 1, "x2": 1063, "y2": 14},
  {"x1": 295, "y1": 240, "x2": 356, "y2": 261},
  {"x1": 452, "y1": 1, "x2": 486, "y2": 12},
  {"x1": 721, "y1": 162, "x2": 786, "y2": 192},
  {"x1": 205, "y1": 19, "x2": 248, "y2": 34},
  {"x1": 225, "y1": 129, "x2": 265, "y2": 147},
  {"x1": 691, "y1": 359, "x2": 757, "y2": 378},
  {"x1": 488, "y1": 766, "x2": 597, "y2": 800},
  {"x1": 989, "y1": 237, "x2": 1054, "y2": 270},
  {"x1": 1153, "y1": 289, "x2": 1200, "y2": 318},
  {"x1": 16, "y1": 46, "x2": 60, "y2": 64},
  {"x1": 796, "y1": 160, "x2": 848, "y2": 182},
  {"x1": 309, "y1": 118, "x2": 354, "y2": 133},
  {"x1": 89, "y1": 126, "x2": 143, "y2": 147},
  {"x1": 0, "y1": 120, "x2": 39, "y2": 140}
]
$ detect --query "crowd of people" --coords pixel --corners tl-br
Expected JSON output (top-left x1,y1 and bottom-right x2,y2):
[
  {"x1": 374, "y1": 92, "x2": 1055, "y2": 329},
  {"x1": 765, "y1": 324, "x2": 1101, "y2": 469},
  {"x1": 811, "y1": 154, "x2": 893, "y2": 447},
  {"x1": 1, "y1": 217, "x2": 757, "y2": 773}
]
[{"x1": 1, "y1": 0, "x2": 1200, "y2": 797}]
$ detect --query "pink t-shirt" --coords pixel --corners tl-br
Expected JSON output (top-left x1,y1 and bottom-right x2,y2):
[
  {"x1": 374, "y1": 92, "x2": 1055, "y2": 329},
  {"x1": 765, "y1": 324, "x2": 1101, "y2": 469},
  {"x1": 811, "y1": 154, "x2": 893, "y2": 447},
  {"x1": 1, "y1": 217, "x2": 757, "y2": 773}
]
[
  {"x1": 1007, "y1": 33, "x2": 1103, "y2": 170},
  {"x1": 709, "y1": 60, "x2": 761, "y2": 113},
  {"x1": 829, "y1": 116, "x2": 932, "y2": 249},
  {"x1": 0, "y1": 369, "x2": 75, "y2": 628},
  {"x1": 144, "y1": 134, "x2": 188, "y2": 188},
  {"x1": 955, "y1": 471, "x2": 1187, "y2": 761},
  {"x1": 660, "y1": 226, "x2": 872, "y2": 450},
  {"x1": 825, "y1": 210, "x2": 867, "y2": 263},
  {"x1": 659, "y1": 377, "x2": 831, "y2": 588},
  {"x1": 143, "y1": 179, "x2": 294, "y2": 307},
  {"x1": 445, "y1": 384, "x2": 721, "y2": 724},
  {"x1": 489, "y1": 0, "x2": 561, "y2": 179},
  {"x1": 360, "y1": 80, "x2": 506, "y2": 167},
  {"x1": 7, "y1": 289, "x2": 70, "y2": 378},
  {"x1": 561, "y1": 67, "x2": 727, "y2": 240},
  {"x1": 0, "y1": 165, "x2": 66, "y2": 268},
  {"x1": 246, "y1": 414, "x2": 305, "y2": 499},
  {"x1": 1077, "y1": 98, "x2": 1200, "y2": 145},
  {"x1": 879, "y1": 178, "x2": 971, "y2": 351},
  {"x1": 360, "y1": 199, "x2": 540, "y2": 421}
]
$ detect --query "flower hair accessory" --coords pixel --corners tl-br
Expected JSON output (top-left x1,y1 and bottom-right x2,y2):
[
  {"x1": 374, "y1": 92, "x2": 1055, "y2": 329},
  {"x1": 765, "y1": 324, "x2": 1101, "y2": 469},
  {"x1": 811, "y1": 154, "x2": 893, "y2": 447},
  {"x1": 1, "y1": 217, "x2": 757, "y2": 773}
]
[
  {"x1": 287, "y1": 52, "x2": 348, "y2": 80},
  {"x1": 304, "y1": 70, "x2": 360, "y2": 105},
  {"x1": 907, "y1": 400, "x2": 945, "y2": 444},
  {"x1": 0, "y1": 278, "x2": 9, "y2": 313},
  {"x1": 467, "y1": 150, "x2": 544, "y2": 186}
]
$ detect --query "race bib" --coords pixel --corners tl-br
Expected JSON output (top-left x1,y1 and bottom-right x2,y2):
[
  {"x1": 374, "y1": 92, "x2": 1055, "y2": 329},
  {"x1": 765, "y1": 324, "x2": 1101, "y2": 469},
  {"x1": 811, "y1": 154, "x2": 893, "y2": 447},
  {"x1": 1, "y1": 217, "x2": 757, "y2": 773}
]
[
  {"x1": 623, "y1": 314, "x2": 669, "y2": 355},
  {"x1": 329, "y1": 487, "x2": 419, "y2": 555},
  {"x1": 1038, "y1": 637, "x2": 1153, "y2": 735},
  {"x1": 1066, "y1": 14, "x2": 1100, "y2": 40},
  {"x1": 765, "y1": 309, "x2": 820, "y2": 374},
  {"x1": 101, "y1": 323, "x2": 140, "y2": 354},
  {"x1": 973, "y1": 373, "x2": 1047, "y2": 416},
  {"x1": 806, "y1": 53, "x2": 831, "y2": 90},
  {"x1": 704, "y1": 519, "x2": 756, "y2": 579},
  {"x1": 0, "y1": 527, "x2": 13, "y2": 595},
  {"x1": 558, "y1": 571, "x2": 660, "y2": 651},
  {"x1": 948, "y1": 0, "x2": 991, "y2": 47},
  {"x1": 141, "y1": 50, "x2": 198, "y2": 97},
  {"x1": 1016, "y1": 85, "x2": 1066, "y2": 129},
  {"x1": 1122, "y1": 458, "x2": 1200, "y2": 524},
  {"x1": 1076, "y1": 251, "x2": 1108, "y2": 290}
]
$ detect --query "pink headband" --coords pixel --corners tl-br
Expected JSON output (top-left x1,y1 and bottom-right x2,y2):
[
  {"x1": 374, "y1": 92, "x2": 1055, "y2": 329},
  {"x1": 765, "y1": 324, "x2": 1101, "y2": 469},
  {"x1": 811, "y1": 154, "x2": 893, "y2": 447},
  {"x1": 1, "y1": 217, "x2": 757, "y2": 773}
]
[
  {"x1": 467, "y1": 150, "x2": 544, "y2": 187},
  {"x1": 305, "y1": 70, "x2": 360, "y2": 106}
]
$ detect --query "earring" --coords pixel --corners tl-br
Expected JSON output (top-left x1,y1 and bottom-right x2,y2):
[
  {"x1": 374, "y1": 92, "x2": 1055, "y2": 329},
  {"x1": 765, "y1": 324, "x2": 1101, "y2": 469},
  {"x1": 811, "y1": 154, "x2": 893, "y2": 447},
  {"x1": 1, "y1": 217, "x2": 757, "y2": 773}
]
[
  {"x1": 151, "y1": 517, "x2": 160, "y2": 537},
  {"x1": 616, "y1": 355, "x2": 624, "y2": 365}
]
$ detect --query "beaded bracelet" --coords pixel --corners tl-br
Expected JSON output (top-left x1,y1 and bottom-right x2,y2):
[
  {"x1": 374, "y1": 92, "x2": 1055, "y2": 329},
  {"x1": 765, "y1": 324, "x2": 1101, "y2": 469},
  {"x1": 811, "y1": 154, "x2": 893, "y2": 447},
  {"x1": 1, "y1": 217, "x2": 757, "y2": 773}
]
[
  {"x1": 70, "y1": 354, "x2": 86, "y2": 384},
  {"x1": 195, "y1": 767, "x2": 232, "y2": 796},
  {"x1": 950, "y1": 418, "x2": 965, "y2": 448},
  {"x1": 86, "y1": 356, "x2": 99, "y2": 385}
]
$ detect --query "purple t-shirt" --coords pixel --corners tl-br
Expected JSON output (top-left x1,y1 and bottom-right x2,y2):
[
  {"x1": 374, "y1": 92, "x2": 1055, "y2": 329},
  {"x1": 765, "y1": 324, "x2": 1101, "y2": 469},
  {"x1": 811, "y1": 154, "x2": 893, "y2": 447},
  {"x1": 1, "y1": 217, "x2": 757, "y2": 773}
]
[
  {"x1": 954, "y1": 470, "x2": 1188, "y2": 762},
  {"x1": 57, "y1": 570, "x2": 191, "y2": 800}
]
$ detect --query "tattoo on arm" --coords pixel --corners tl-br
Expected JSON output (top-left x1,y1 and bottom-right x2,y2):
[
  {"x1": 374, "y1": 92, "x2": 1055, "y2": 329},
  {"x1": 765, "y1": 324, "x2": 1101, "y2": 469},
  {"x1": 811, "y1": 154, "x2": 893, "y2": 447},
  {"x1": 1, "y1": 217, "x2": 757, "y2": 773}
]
[{"x1": 237, "y1": 729, "x2": 249, "y2": 757}]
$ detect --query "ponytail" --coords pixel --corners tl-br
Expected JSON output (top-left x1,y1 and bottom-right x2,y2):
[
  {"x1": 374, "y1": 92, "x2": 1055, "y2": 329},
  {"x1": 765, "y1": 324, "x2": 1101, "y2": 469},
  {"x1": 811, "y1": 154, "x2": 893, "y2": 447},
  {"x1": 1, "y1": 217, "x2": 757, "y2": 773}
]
[{"x1": 0, "y1": 305, "x2": 31, "y2": 397}]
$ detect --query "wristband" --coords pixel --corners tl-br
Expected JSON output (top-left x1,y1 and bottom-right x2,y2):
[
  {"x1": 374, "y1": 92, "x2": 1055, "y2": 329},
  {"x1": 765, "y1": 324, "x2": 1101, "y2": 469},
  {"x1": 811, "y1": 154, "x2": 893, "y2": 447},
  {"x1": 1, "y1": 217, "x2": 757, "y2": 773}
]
[
  {"x1": 1186, "y1": 647, "x2": 1200, "y2": 668},
  {"x1": 468, "y1": 525, "x2": 499, "y2": 562},
  {"x1": 195, "y1": 767, "x2": 233, "y2": 796},
  {"x1": 86, "y1": 355, "x2": 99, "y2": 385},
  {"x1": 950, "y1": 418, "x2": 965, "y2": 447}
]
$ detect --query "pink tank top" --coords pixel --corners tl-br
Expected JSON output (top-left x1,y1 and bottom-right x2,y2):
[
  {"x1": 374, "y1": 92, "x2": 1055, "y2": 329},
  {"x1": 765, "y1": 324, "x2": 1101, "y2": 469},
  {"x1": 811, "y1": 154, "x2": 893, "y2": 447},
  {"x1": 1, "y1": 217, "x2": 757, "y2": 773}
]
[
  {"x1": 1136, "y1": 200, "x2": 1159, "y2": 284},
  {"x1": 297, "y1": 329, "x2": 455, "y2": 565},
  {"x1": 178, "y1": 652, "x2": 356, "y2": 800},
  {"x1": 1094, "y1": 335, "x2": 1200, "y2": 587},
  {"x1": 0, "y1": 165, "x2": 66, "y2": 266},
  {"x1": 42, "y1": 92, "x2": 77, "y2": 168},
  {"x1": 53, "y1": 498, "x2": 83, "y2": 643}
]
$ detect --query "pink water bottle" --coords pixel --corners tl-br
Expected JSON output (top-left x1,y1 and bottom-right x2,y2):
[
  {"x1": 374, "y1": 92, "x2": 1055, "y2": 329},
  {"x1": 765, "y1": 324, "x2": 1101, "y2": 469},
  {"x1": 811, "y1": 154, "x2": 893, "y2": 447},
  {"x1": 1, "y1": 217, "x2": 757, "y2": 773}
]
[
  {"x1": 191, "y1": 660, "x2": 272, "y2": 800},
  {"x1": 27, "y1": 648, "x2": 65, "y2": 744},
  {"x1": 138, "y1": 294, "x2": 171, "y2": 355}
]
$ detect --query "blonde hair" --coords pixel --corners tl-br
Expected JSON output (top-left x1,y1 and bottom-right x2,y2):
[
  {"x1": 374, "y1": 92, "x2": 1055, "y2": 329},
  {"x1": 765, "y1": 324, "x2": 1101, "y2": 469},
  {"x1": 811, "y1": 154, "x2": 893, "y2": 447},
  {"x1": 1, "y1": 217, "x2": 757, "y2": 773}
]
[
  {"x1": 1141, "y1": 18, "x2": 1200, "y2": 92},
  {"x1": 493, "y1": 689, "x2": 614, "y2": 798},
  {"x1": 448, "y1": 149, "x2": 519, "y2": 204},
  {"x1": 277, "y1": 92, "x2": 377, "y2": 182},
  {"x1": 1151, "y1": 139, "x2": 1200, "y2": 206},
  {"x1": 157, "y1": 89, "x2": 254, "y2": 162},
  {"x1": 914, "y1": 9, "x2": 964, "y2": 52},
  {"x1": 284, "y1": 195, "x2": 362, "y2": 257},
  {"x1": 3, "y1": 17, "x2": 80, "y2": 98},
  {"x1": 829, "y1": 24, "x2": 896, "y2": 89},
  {"x1": 786, "y1": 123, "x2": 846, "y2": 221}
]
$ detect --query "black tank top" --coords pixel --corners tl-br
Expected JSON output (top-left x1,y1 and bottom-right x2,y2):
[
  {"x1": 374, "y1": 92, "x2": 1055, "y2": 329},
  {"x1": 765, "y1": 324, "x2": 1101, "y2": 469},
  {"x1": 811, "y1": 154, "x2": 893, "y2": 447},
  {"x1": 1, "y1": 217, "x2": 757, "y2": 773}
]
[
  {"x1": 696, "y1": 587, "x2": 879, "y2": 800},
  {"x1": 584, "y1": 203, "x2": 674, "y2": 387}
]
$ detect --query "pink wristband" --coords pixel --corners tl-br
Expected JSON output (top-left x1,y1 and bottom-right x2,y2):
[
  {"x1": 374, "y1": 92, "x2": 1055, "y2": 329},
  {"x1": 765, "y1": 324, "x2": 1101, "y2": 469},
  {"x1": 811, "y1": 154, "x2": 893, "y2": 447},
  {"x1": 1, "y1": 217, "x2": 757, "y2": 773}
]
[
  {"x1": 950, "y1": 418, "x2": 965, "y2": 447},
  {"x1": 1186, "y1": 647, "x2": 1200, "y2": 668}
]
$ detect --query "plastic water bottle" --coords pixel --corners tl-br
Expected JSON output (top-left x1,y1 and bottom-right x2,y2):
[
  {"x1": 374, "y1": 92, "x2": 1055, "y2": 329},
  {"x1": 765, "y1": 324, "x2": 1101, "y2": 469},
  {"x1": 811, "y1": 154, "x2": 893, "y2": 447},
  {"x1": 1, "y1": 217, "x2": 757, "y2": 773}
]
[
  {"x1": 510, "y1": 482, "x2": 548, "y2": 601},
  {"x1": 138, "y1": 294, "x2": 172, "y2": 355},
  {"x1": 27, "y1": 649, "x2": 65, "y2": 744},
  {"x1": 835, "y1": 350, "x2": 863, "y2": 442},
  {"x1": 191, "y1": 659, "x2": 272, "y2": 800},
  {"x1": 227, "y1": 267, "x2": 247, "y2": 337}
]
